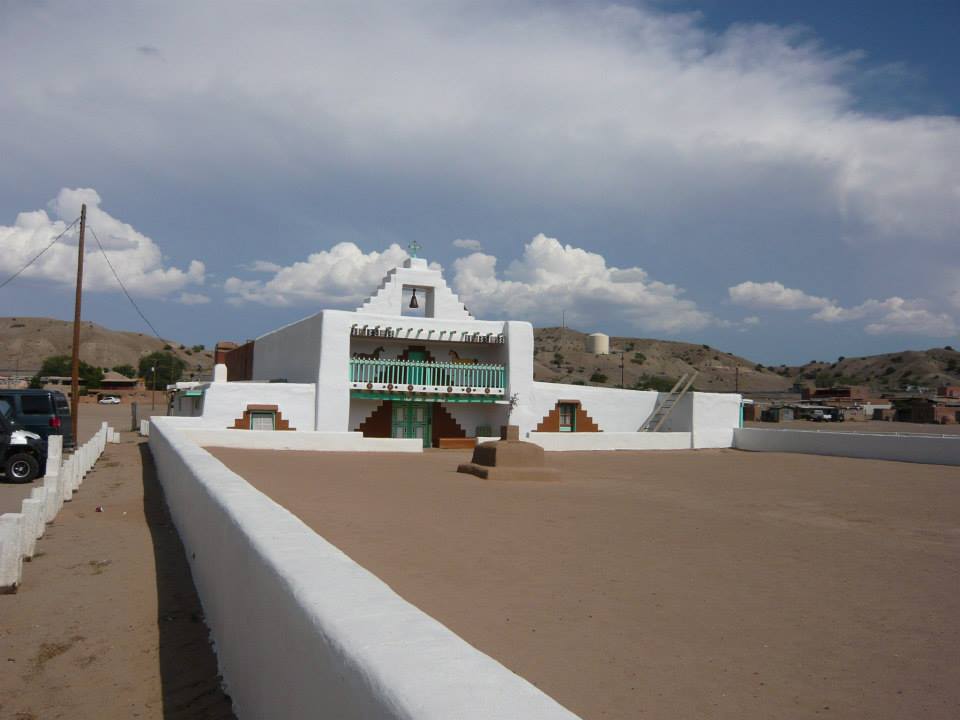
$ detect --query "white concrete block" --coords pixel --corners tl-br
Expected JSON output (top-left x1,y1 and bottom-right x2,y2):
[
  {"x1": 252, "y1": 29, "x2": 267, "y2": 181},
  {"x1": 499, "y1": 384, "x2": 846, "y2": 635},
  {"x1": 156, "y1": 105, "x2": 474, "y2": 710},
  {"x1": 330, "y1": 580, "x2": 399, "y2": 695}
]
[
  {"x1": 19, "y1": 498, "x2": 43, "y2": 558},
  {"x1": 213, "y1": 363, "x2": 228, "y2": 383},
  {"x1": 139, "y1": 419, "x2": 150, "y2": 436},
  {"x1": 29, "y1": 488, "x2": 47, "y2": 539},
  {"x1": 0, "y1": 513, "x2": 25, "y2": 592},
  {"x1": 42, "y1": 473, "x2": 60, "y2": 523},
  {"x1": 45, "y1": 435, "x2": 63, "y2": 478}
]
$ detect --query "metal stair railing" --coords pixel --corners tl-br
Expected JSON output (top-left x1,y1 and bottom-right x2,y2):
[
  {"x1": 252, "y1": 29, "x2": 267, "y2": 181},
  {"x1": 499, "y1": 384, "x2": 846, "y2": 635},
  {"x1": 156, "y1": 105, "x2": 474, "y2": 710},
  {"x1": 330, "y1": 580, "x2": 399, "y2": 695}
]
[{"x1": 641, "y1": 371, "x2": 698, "y2": 432}]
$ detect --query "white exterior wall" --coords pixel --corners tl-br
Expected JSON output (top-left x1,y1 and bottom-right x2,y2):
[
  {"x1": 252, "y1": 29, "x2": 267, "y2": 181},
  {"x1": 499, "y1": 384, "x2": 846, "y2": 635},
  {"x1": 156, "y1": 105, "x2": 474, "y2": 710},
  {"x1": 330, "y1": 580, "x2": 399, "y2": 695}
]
[
  {"x1": 148, "y1": 416, "x2": 580, "y2": 719},
  {"x1": 253, "y1": 312, "x2": 324, "y2": 383},
  {"x1": 445, "y1": 403, "x2": 508, "y2": 436},
  {"x1": 523, "y1": 381, "x2": 659, "y2": 435},
  {"x1": 692, "y1": 392, "x2": 742, "y2": 448},
  {"x1": 183, "y1": 382, "x2": 317, "y2": 431}
]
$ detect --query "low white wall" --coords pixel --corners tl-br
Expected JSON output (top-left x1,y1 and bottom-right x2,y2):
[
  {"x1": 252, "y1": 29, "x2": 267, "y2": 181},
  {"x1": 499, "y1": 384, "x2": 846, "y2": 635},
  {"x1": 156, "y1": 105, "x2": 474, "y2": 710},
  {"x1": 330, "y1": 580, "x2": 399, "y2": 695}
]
[
  {"x1": 148, "y1": 416, "x2": 579, "y2": 719},
  {"x1": 734, "y1": 427, "x2": 960, "y2": 466},
  {"x1": 191, "y1": 429, "x2": 422, "y2": 453},
  {"x1": 528, "y1": 431, "x2": 692, "y2": 451},
  {"x1": 692, "y1": 393, "x2": 742, "y2": 449}
]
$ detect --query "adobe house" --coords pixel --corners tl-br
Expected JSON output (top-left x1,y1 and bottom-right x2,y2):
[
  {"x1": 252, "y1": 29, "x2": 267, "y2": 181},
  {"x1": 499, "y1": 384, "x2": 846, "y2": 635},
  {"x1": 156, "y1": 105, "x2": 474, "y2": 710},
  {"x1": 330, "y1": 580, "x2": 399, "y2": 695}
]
[{"x1": 170, "y1": 247, "x2": 740, "y2": 449}]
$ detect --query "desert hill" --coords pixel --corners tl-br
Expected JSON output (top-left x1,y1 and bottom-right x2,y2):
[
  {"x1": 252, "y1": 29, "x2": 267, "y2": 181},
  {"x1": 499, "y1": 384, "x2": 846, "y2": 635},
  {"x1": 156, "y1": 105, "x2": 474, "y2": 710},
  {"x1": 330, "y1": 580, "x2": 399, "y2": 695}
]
[
  {"x1": 776, "y1": 347, "x2": 960, "y2": 392},
  {"x1": 0, "y1": 317, "x2": 214, "y2": 379},
  {"x1": 4, "y1": 316, "x2": 956, "y2": 394},
  {"x1": 532, "y1": 327, "x2": 793, "y2": 393}
]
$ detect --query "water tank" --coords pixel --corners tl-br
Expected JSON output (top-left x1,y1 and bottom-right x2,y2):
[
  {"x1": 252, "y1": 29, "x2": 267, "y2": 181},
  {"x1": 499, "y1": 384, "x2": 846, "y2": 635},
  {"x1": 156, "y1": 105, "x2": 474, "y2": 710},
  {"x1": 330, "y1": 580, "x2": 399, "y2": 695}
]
[{"x1": 586, "y1": 332, "x2": 610, "y2": 355}]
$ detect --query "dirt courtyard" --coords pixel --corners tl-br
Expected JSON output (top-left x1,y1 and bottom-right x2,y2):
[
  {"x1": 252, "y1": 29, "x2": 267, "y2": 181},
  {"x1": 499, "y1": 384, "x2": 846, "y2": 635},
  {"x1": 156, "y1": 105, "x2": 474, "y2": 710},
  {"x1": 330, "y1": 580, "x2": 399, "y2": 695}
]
[{"x1": 209, "y1": 447, "x2": 960, "y2": 720}]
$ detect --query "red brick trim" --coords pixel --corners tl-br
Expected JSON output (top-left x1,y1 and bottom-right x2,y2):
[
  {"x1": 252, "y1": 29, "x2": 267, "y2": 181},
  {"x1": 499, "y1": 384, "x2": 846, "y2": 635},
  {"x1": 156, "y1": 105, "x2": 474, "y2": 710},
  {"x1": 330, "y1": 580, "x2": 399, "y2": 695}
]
[{"x1": 230, "y1": 404, "x2": 294, "y2": 430}]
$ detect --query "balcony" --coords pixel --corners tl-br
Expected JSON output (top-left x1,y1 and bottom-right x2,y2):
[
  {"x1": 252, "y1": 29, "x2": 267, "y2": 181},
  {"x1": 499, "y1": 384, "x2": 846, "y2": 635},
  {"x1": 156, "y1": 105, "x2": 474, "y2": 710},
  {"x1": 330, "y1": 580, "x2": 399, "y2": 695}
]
[{"x1": 349, "y1": 358, "x2": 506, "y2": 402}]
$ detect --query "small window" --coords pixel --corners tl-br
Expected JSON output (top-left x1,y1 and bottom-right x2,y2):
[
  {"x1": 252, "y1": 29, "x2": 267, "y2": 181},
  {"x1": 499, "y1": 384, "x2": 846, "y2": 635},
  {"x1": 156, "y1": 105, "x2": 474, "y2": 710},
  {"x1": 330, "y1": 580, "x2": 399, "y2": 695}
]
[
  {"x1": 559, "y1": 403, "x2": 577, "y2": 432},
  {"x1": 249, "y1": 411, "x2": 276, "y2": 431},
  {"x1": 21, "y1": 395, "x2": 51, "y2": 414}
]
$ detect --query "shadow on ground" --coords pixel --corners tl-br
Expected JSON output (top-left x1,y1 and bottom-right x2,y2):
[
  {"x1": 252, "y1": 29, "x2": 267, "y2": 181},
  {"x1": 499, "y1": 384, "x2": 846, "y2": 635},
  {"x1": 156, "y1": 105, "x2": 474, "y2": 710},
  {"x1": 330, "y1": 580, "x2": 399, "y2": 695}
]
[{"x1": 140, "y1": 443, "x2": 236, "y2": 720}]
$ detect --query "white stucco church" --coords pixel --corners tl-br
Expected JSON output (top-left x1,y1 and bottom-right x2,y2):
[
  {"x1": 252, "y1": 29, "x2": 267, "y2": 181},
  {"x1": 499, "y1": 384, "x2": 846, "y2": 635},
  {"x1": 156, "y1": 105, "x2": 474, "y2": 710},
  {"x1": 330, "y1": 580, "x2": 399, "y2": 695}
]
[{"x1": 170, "y1": 248, "x2": 741, "y2": 450}]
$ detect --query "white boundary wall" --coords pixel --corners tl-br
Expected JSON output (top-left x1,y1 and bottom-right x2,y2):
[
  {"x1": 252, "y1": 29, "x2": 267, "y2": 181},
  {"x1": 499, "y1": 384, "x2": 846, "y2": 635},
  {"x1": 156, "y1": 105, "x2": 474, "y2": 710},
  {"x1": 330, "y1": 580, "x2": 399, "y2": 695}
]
[
  {"x1": 734, "y1": 427, "x2": 960, "y2": 466},
  {"x1": 148, "y1": 416, "x2": 580, "y2": 719},
  {"x1": 1, "y1": 426, "x2": 112, "y2": 592},
  {"x1": 191, "y1": 428, "x2": 422, "y2": 452},
  {"x1": 529, "y1": 431, "x2": 691, "y2": 451}
]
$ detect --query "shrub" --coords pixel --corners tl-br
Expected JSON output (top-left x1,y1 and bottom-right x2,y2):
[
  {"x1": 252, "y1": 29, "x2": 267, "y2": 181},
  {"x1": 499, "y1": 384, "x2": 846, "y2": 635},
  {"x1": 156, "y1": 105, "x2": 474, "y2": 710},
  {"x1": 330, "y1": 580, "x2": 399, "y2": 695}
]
[
  {"x1": 191, "y1": 344, "x2": 205, "y2": 352},
  {"x1": 630, "y1": 352, "x2": 646, "y2": 364},
  {"x1": 589, "y1": 371, "x2": 608, "y2": 383},
  {"x1": 634, "y1": 374, "x2": 677, "y2": 392}
]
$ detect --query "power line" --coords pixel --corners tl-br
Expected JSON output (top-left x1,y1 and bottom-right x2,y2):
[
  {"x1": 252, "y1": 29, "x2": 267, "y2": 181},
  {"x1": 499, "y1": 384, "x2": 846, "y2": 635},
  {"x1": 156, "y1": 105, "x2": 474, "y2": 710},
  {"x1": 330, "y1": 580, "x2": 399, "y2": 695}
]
[
  {"x1": 0, "y1": 217, "x2": 80, "y2": 290},
  {"x1": 86, "y1": 224, "x2": 165, "y2": 340}
]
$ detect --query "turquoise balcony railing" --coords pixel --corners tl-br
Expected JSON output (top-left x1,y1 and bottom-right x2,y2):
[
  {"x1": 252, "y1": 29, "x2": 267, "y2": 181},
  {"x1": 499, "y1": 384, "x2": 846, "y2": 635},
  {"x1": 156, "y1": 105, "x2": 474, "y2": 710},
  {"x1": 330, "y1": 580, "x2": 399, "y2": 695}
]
[{"x1": 349, "y1": 358, "x2": 506, "y2": 393}]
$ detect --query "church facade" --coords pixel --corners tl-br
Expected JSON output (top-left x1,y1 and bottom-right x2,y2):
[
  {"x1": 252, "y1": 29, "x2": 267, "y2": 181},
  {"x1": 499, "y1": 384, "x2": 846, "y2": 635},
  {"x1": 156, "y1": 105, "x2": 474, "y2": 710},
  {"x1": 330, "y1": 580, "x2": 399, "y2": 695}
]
[{"x1": 170, "y1": 253, "x2": 741, "y2": 449}]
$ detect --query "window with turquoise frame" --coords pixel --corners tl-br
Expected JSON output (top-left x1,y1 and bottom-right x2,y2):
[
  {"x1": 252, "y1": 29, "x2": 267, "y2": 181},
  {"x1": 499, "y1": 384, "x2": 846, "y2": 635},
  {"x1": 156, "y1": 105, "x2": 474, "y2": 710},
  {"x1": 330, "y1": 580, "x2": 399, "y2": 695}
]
[
  {"x1": 249, "y1": 411, "x2": 276, "y2": 430},
  {"x1": 559, "y1": 403, "x2": 576, "y2": 432}
]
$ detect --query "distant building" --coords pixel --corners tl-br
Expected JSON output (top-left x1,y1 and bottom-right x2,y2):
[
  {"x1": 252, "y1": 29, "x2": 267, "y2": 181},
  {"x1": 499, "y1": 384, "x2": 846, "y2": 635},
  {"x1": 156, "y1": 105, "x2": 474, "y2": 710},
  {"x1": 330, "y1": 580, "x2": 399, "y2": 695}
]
[{"x1": 938, "y1": 385, "x2": 960, "y2": 399}]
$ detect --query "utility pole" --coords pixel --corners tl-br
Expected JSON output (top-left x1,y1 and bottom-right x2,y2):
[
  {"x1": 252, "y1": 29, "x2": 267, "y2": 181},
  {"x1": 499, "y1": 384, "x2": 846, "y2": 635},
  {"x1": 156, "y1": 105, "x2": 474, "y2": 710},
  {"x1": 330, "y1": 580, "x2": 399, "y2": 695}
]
[
  {"x1": 151, "y1": 365, "x2": 157, "y2": 410},
  {"x1": 620, "y1": 351, "x2": 625, "y2": 389},
  {"x1": 735, "y1": 365, "x2": 740, "y2": 394},
  {"x1": 70, "y1": 203, "x2": 87, "y2": 448}
]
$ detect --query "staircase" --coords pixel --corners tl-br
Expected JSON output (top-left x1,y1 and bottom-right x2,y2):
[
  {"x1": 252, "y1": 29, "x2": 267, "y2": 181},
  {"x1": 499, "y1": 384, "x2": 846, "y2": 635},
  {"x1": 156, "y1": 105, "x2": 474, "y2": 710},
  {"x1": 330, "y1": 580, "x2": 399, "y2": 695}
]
[{"x1": 641, "y1": 372, "x2": 698, "y2": 432}]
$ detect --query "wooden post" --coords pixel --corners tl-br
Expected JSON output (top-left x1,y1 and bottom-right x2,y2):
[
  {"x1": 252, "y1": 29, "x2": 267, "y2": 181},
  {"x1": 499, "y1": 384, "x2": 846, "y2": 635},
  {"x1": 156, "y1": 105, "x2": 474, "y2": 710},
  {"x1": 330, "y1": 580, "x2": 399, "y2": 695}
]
[{"x1": 70, "y1": 204, "x2": 87, "y2": 448}]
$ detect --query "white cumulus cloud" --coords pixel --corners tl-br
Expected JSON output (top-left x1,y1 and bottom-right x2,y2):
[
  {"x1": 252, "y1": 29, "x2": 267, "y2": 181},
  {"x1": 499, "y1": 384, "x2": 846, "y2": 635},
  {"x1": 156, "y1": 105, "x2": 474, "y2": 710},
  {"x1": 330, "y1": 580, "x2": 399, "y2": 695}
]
[
  {"x1": 0, "y1": 188, "x2": 205, "y2": 297},
  {"x1": 223, "y1": 242, "x2": 432, "y2": 307},
  {"x1": 728, "y1": 281, "x2": 833, "y2": 311},
  {"x1": 453, "y1": 234, "x2": 710, "y2": 332},
  {"x1": 730, "y1": 280, "x2": 958, "y2": 336},
  {"x1": 452, "y1": 238, "x2": 482, "y2": 251}
]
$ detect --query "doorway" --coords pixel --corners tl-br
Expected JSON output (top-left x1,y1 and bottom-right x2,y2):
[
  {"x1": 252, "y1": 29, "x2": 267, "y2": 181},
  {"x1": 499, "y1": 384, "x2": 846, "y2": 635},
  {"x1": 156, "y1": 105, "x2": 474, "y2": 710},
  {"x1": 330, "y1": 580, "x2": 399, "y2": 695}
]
[{"x1": 391, "y1": 401, "x2": 432, "y2": 447}]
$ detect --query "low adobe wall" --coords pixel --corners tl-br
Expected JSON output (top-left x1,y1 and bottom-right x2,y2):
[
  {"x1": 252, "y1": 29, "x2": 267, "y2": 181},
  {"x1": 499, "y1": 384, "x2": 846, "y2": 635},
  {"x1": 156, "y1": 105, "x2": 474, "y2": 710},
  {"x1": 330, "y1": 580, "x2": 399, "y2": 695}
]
[
  {"x1": 528, "y1": 431, "x2": 691, "y2": 451},
  {"x1": 734, "y1": 427, "x2": 960, "y2": 466},
  {"x1": 148, "y1": 416, "x2": 580, "y2": 719}
]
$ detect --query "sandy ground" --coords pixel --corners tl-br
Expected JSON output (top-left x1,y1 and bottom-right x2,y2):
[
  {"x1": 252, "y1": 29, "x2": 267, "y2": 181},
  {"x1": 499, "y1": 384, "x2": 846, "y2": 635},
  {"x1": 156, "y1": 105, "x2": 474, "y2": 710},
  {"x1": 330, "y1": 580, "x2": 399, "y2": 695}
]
[
  {"x1": 0, "y1": 432, "x2": 234, "y2": 720},
  {"x1": 746, "y1": 419, "x2": 960, "y2": 435},
  {"x1": 210, "y1": 447, "x2": 960, "y2": 720}
]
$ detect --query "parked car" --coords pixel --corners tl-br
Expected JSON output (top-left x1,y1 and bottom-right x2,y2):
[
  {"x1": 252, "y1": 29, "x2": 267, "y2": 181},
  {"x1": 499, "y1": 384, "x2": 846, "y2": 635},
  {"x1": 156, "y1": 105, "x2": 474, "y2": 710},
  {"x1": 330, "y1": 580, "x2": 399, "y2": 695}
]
[
  {"x1": 0, "y1": 389, "x2": 74, "y2": 449},
  {"x1": 0, "y1": 401, "x2": 46, "y2": 482},
  {"x1": 98, "y1": 396, "x2": 121, "y2": 404}
]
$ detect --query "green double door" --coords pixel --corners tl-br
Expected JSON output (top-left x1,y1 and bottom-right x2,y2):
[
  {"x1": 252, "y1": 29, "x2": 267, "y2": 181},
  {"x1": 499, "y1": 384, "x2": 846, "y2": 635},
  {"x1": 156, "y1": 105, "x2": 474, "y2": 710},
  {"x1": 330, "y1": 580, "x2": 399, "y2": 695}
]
[{"x1": 391, "y1": 401, "x2": 432, "y2": 447}]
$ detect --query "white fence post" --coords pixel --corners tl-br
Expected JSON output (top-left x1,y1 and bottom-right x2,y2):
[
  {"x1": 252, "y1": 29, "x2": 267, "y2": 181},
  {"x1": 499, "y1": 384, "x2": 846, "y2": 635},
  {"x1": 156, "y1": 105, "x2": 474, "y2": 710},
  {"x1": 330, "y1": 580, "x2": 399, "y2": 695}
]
[
  {"x1": 29, "y1": 488, "x2": 47, "y2": 540},
  {"x1": 19, "y1": 499, "x2": 43, "y2": 559},
  {"x1": 0, "y1": 513, "x2": 25, "y2": 592}
]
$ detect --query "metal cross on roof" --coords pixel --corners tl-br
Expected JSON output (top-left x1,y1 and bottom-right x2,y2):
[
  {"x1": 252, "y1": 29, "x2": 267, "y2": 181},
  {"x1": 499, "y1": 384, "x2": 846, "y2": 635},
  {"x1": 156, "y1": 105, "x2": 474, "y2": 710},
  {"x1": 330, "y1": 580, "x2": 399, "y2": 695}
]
[{"x1": 408, "y1": 240, "x2": 422, "y2": 258}]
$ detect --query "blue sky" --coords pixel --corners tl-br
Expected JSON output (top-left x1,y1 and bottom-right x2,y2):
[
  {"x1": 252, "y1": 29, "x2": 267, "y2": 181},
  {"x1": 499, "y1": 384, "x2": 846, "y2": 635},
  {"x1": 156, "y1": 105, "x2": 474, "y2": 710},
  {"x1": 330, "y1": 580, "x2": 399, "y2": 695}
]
[{"x1": 1, "y1": 1, "x2": 958, "y2": 365}]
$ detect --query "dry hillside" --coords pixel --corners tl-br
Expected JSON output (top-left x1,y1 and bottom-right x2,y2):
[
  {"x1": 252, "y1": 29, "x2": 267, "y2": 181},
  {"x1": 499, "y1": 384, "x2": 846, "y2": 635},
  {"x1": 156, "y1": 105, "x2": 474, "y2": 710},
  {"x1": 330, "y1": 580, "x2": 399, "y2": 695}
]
[
  {"x1": 533, "y1": 328, "x2": 793, "y2": 393},
  {"x1": 0, "y1": 316, "x2": 214, "y2": 378},
  {"x1": 777, "y1": 347, "x2": 960, "y2": 391}
]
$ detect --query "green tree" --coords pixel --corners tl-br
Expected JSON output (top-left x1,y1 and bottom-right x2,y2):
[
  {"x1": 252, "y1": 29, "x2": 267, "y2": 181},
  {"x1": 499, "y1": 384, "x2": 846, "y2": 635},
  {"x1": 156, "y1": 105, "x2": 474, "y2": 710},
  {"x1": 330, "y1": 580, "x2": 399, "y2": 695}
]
[
  {"x1": 32, "y1": 355, "x2": 103, "y2": 388},
  {"x1": 111, "y1": 364, "x2": 137, "y2": 378},
  {"x1": 139, "y1": 351, "x2": 186, "y2": 387},
  {"x1": 589, "y1": 371, "x2": 608, "y2": 384}
]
